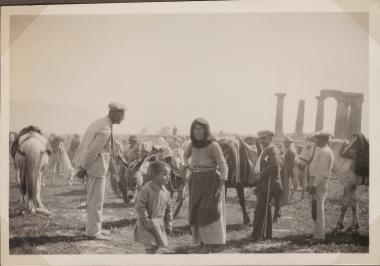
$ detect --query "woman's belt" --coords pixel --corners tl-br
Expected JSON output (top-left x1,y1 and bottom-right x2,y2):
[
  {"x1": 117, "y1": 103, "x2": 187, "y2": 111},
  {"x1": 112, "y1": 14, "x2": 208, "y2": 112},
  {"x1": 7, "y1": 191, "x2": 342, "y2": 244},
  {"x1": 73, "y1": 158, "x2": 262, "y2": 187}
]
[{"x1": 189, "y1": 166, "x2": 217, "y2": 173}]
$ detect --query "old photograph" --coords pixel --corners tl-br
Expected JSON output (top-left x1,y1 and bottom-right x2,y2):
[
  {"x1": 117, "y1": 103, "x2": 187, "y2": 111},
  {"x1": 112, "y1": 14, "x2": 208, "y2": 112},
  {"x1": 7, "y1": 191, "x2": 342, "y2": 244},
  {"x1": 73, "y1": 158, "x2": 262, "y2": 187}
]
[{"x1": 1, "y1": 2, "x2": 377, "y2": 264}]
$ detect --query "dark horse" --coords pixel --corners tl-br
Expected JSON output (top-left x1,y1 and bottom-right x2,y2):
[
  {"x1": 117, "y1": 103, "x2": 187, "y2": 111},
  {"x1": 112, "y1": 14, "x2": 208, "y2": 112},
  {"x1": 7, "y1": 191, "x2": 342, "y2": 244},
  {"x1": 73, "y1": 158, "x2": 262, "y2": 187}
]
[
  {"x1": 218, "y1": 137, "x2": 260, "y2": 224},
  {"x1": 116, "y1": 148, "x2": 187, "y2": 219}
]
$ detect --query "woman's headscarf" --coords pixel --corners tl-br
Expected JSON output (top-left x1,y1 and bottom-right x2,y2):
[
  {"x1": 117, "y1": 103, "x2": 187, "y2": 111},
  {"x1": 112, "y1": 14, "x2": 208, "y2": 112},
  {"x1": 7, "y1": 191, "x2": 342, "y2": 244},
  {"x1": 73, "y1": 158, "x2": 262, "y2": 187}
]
[{"x1": 190, "y1": 117, "x2": 216, "y2": 148}]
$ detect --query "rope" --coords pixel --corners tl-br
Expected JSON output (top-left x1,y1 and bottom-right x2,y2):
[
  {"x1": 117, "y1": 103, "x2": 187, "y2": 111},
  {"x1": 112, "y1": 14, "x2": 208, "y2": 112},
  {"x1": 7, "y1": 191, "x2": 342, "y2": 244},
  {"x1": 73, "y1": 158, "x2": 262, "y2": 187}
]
[{"x1": 79, "y1": 177, "x2": 87, "y2": 212}]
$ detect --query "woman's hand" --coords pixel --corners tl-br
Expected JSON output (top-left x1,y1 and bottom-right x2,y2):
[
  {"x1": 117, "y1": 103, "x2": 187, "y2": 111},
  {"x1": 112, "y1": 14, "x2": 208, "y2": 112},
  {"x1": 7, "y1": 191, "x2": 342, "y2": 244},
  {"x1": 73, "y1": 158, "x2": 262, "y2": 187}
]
[
  {"x1": 214, "y1": 180, "x2": 225, "y2": 203},
  {"x1": 142, "y1": 219, "x2": 155, "y2": 231},
  {"x1": 76, "y1": 168, "x2": 87, "y2": 179}
]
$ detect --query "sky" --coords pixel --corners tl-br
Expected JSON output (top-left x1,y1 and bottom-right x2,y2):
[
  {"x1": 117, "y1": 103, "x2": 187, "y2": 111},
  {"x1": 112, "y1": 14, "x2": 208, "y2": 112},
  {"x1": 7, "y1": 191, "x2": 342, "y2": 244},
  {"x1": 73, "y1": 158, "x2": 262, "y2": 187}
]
[{"x1": 9, "y1": 12, "x2": 369, "y2": 136}]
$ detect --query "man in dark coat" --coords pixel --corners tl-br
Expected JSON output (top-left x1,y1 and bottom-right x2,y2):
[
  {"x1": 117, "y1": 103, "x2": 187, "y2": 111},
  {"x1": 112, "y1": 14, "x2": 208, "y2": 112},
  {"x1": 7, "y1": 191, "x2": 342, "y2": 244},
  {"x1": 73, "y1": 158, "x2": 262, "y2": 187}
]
[
  {"x1": 248, "y1": 130, "x2": 283, "y2": 242},
  {"x1": 281, "y1": 136, "x2": 297, "y2": 206}
]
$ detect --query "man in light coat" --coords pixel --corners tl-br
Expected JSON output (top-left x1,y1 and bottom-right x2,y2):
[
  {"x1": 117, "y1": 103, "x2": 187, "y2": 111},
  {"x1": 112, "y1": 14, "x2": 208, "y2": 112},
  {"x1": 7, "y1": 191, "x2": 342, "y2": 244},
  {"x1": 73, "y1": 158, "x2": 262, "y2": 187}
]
[
  {"x1": 73, "y1": 102, "x2": 127, "y2": 240},
  {"x1": 308, "y1": 131, "x2": 334, "y2": 242}
]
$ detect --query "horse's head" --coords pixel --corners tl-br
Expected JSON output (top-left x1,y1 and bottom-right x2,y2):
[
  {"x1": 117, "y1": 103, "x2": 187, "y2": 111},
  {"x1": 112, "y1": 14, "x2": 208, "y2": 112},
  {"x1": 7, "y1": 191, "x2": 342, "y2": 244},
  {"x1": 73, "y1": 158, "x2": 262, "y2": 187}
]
[
  {"x1": 121, "y1": 159, "x2": 145, "y2": 191},
  {"x1": 297, "y1": 139, "x2": 316, "y2": 171},
  {"x1": 328, "y1": 138, "x2": 354, "y2": 175}
]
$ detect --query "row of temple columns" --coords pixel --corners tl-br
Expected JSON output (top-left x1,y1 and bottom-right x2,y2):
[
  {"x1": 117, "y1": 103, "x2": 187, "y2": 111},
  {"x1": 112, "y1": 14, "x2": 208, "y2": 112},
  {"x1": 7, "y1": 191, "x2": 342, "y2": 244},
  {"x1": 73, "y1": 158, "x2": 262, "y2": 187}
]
[{"x1": 274, "y1": 90, "x2": 363, "y2": 138}]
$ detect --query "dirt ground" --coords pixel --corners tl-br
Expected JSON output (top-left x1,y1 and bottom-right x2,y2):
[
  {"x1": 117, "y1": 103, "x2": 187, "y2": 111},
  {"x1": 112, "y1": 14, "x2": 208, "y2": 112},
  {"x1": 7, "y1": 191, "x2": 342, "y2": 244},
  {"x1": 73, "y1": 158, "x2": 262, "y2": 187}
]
[{"x1": 8, "y1": 166, "x2": 369, "y2": 254}]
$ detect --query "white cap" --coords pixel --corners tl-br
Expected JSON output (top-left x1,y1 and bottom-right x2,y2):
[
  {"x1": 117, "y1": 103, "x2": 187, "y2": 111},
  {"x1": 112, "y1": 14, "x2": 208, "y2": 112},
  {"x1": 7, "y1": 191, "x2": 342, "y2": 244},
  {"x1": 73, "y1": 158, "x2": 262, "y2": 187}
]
[{"x1": 108, "y1": 102, "x2": 127, "y2": 111}]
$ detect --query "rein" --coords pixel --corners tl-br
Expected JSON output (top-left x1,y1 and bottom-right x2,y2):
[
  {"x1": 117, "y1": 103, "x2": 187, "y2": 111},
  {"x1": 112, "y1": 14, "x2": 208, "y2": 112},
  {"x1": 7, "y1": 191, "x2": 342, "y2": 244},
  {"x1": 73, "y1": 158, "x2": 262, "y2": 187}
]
[{"x1": 299, "y1": 143, "x2": 317, "y2": 166}]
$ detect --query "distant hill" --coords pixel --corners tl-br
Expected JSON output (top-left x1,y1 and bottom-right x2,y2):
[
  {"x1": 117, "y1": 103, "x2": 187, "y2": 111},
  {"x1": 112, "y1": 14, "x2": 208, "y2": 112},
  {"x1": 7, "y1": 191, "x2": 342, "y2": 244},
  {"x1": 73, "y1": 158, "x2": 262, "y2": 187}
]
[{"x1": 10, "y1": 99, "x2": 97, "y2": 134}]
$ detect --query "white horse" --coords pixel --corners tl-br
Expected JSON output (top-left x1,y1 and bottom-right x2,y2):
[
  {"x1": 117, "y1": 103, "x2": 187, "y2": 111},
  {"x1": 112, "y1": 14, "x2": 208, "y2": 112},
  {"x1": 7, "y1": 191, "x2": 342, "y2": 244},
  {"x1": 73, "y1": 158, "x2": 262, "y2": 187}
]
[
  {"x1": 297, "y1": 137, "x2": 368, "y2": 231},
  {"x1": 14, "y1": 132, "x2": 51, "y2": 215}
]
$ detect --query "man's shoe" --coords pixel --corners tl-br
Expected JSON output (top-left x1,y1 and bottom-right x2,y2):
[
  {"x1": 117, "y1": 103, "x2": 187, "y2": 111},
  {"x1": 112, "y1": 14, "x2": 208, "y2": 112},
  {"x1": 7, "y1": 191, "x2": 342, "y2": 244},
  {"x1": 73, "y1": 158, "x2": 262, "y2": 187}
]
[
  {"x1": 245, "y1": 234, "x2": 259, "y2": 242},
  {"x1": 197, "y1": 245, "x2": 211, "y2": 254},
  {"x1": 101, "y1": 230, "x2": 111, "y2": 236},
  {"x1": 188, "y1": 244, "x2": 203, "y2": 254}
]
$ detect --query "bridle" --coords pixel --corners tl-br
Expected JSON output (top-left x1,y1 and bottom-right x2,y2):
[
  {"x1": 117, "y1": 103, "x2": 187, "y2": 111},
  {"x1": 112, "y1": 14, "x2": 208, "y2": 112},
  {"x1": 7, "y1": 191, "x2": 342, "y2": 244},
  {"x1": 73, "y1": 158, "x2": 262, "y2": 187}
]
[{"x1": 299, "y1": 142, "x2": 317, "y2": 166}]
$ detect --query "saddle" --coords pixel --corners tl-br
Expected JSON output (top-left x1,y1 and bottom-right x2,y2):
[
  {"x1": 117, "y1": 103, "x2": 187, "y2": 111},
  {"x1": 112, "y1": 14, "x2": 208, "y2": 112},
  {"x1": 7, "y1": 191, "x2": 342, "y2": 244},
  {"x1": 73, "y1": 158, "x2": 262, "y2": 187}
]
[
  {"x1": 341, "y1": 132, "x2": 369, "y2": 177},
  {"x1": 10, "y1": 126, "x2": 51, "y2": 159}
]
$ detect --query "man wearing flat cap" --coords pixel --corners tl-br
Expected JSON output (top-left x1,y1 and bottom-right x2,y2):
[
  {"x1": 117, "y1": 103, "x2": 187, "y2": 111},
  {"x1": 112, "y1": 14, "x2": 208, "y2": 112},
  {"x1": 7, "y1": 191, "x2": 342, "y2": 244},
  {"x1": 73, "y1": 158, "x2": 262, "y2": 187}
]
[
  {"x1": 248, "y1": 130, "x2": 283, "y2": 242},
  {"x1": 281, "y1": 136, "x2": 297, "y2": 206},
  {"x1": 125, "y1": 134, "x2": 143, "y2": 164},
  {"x1": 73, "y1": 102, "x2": 127, "y2": 240},
  {"x1": 308, "y1": 130, "x2": 334, "y2": 242}
]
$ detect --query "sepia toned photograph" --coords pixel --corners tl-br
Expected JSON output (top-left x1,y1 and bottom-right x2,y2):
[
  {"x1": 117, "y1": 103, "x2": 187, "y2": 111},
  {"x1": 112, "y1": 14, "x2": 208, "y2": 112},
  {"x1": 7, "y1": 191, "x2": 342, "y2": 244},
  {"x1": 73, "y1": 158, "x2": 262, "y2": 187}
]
[{"x1": 1, "y1": 1, "x2": 378, "y2": 265}]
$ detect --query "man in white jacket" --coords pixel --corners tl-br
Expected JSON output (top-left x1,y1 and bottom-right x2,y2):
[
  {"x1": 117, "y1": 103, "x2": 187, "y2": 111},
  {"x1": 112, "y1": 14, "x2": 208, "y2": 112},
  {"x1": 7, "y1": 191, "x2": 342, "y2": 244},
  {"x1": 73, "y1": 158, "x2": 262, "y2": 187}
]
[
  {"x1": 73, "y1": 102, "x2": 127, "y2": 240},
  {"x1": 308, "y1": 131, "x2": 334, "y2": 242}
]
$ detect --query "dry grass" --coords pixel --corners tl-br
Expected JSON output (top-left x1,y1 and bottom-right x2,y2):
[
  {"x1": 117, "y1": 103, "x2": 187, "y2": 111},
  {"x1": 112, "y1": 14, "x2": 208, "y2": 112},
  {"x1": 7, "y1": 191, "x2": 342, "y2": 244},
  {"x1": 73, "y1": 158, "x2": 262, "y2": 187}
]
[{"x1": 8, "y1": 165, "x2": 368, "y2": 254}]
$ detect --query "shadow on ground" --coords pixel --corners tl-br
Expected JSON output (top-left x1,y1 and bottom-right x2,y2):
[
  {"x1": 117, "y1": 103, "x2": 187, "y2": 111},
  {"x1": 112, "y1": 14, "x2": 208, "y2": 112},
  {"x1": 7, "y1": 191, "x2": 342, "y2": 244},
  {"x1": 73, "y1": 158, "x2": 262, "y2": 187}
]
[
  {"x1": 10, "y1": 234, "x2": 89, "y2": 249},
  {"x1": 102, "y1": 218, "x2": 137, "y2": 229}
]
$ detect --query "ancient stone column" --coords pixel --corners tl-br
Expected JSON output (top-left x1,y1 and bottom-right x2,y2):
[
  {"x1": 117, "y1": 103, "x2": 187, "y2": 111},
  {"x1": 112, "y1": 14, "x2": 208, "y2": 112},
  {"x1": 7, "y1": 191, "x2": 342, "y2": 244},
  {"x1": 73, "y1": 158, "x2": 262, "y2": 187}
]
[
  {"x1": 295, "y1": 99, "x2": 305, "y2": 135},
  {"x1": 341, "y1": 100, "x2": 350, "y2": 138},
  {"x1": 315, "y1": 96, "x2": 325, "y2": 132},
  {"x1": 348, "y1": 95, "x2": 364, "y2": 134},
  {"x1": 334, "y1": 96, "x2": 350, "y2": 138},
  {"x1": 275, "y1": 93, "x2": 286, "y2": 137}
]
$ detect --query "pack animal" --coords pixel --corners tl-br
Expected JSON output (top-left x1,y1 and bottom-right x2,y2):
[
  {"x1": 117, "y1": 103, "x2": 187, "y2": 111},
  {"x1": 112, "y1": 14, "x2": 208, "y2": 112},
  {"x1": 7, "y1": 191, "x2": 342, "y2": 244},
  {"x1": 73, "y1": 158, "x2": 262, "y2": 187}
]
[{"x1": 297, "y1": 136, "x2": 369, "y2": 231}]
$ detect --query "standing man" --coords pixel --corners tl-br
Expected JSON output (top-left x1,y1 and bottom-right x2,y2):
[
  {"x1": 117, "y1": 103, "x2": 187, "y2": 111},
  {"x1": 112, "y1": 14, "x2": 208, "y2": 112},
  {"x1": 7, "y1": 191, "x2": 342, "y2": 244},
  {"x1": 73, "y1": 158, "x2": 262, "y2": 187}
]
[
  {"x1": 308, "y1": 131, "x2": 334, "y2": 242},
  {"x1": 124, "y1": 135, "x2": 142, "y2": 164},
  {"x1": 68, "y1": 134, "x2": 81, "y2": 162},
  {"x1": 73, "y1": 102, "x2": 127, "y2": 240},
  {"x1": 248, "y1": 130, "x2": 283, "y2": 242},
  {"x1": 281, "y1": 136, "x2": 297, "y2": 205}
]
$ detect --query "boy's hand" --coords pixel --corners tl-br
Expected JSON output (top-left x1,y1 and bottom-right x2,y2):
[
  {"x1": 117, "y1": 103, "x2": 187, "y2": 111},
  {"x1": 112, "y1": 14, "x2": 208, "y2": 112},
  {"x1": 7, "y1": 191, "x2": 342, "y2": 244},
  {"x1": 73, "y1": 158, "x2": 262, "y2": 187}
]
[{"x1": 165, "y1": 226, "x2": 173, "y2": 235}]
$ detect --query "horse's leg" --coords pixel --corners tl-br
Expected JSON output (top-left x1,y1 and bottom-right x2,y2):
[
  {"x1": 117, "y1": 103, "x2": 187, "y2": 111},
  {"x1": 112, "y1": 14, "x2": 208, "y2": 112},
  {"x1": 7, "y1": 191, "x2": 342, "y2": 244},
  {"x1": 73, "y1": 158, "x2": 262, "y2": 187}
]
[
  {"x1": 336, "y1": 185, "x2": 350, "y2": 230},
  {"x1": 15, "y1": 166, "x2": 21, "y2": 185},
  {"x1": 118, "y1": 175, "x2": 129, "y2": 203},
  {"x1": 35, "y1": 170, "x2": 52, "y2": 216},
  {"x1": 35, "y1": 171, "x2": 45, "y2": 209},
  {"x1": 236, "y1": 185, "x2": 250, "y2": 224},
  {"x1": 173, "y1": 190, "x2": 184, "y2": 219},
  {"x1": 348, "y1": 184, "x2": 360, "y2": 231},
  {"x1": 17, "y1": 159, "x2": 27, "y2": 214}
]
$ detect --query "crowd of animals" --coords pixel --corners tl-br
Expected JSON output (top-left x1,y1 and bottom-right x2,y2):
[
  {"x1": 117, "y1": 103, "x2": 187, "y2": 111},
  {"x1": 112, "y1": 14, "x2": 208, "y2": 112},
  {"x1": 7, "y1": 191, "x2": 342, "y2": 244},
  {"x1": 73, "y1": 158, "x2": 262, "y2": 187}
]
[{"x1": 9, "y1": 126, "x2": 369, "y2": 235}]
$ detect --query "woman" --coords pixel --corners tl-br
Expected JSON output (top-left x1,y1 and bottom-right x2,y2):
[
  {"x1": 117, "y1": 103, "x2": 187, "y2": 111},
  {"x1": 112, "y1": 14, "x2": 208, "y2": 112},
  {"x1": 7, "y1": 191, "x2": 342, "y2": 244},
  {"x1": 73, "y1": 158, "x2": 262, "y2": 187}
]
[{"x1": 184, "y1": 118, "x2": 228, "y2": 253}]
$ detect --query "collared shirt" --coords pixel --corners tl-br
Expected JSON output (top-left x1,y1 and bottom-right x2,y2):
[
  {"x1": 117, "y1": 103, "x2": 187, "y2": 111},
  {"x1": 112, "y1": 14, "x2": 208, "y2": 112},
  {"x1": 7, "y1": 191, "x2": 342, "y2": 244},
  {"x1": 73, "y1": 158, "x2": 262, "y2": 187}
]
[
  {"x1": 135, "y1": 181, "x2": 173, "y2": 228},
  {"x1": 73, "y1": 116, "x2": 113, "y2": 178},
  {"x1": 309, "y1": 145, "x2": 334, "y2": 187}
]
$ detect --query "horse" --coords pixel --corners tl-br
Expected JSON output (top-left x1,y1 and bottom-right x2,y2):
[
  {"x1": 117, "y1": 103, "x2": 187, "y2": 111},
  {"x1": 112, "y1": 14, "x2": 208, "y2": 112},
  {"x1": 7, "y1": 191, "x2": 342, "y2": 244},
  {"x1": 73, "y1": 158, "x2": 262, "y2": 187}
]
[
  {"x1": 297, "y1": 136, "x2": 369, "y2": 231},
  {"x1": 117, "y1": 146, "x2": 187, "y2": 219},
  {"x1": 218, "y1": 137, "x2": 259, "y2": 224},
  {"x1": 13, "y1": 130, "x2": 51, "y2": 215}
]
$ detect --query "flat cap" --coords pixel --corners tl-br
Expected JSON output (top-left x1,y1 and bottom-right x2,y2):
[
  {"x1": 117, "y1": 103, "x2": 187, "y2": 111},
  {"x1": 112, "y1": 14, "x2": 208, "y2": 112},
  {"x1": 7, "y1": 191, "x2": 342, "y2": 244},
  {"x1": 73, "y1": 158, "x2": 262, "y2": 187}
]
[
  {"x1": 313, "y1": 130, "x2": 331, "y2": 138},
  {"x1": 257, "y1": 130, "x2": 274, "y2": 138},
  {"x1": 108, "y1": 102, "x2": 127, "y2": 111}
]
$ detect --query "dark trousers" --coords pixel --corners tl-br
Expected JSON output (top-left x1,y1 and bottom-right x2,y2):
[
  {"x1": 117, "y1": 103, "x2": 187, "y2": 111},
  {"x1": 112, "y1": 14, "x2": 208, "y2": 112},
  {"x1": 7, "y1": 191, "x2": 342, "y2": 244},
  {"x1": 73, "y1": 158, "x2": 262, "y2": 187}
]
[
  {"x1": 273, "y1": 189, "x2": 283, "y2": 219},
  {"x1": 251, "y1": 188, "x2": 273, "y2": 240}
]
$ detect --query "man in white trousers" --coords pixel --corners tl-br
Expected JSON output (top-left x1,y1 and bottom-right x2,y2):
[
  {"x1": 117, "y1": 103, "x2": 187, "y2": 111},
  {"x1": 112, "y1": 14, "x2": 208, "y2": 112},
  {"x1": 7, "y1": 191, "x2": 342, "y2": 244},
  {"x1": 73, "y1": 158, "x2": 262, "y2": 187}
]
[
  {"x1": 308, "y1": 131, "x2": 334, "y2": 242},
  {"x1": 73, "y1": 102, "x2": 127, "y2": 240}
]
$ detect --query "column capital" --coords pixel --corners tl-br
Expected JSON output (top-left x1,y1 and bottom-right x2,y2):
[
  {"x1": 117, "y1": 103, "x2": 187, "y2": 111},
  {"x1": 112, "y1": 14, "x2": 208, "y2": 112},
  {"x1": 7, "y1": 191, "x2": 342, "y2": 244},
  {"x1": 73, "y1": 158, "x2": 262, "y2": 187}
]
[
  {"x1": 275, "y1": 93, "x2": 286, "y2": 98},
  {"x1": 352, "y1": 95, "x2": 364, "y2": 105},
  {"x1": 315, "y1": 95, "x2": 326, "y2": 101}
]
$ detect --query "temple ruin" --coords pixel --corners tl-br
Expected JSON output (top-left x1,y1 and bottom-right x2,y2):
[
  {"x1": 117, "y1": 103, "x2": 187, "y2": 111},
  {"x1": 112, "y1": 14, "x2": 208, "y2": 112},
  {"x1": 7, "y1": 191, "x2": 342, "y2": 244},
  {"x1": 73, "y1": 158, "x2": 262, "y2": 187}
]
[{"x1": 274, "y1": 89, "x2": 363, "y2": 139}]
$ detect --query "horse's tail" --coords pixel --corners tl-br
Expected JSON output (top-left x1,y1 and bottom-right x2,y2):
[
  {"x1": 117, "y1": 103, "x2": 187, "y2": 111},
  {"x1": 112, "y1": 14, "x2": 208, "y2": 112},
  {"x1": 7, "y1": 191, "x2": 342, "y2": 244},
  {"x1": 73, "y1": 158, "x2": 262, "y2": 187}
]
[{"x1": 24, "y1": 146, "x2": 42, "y2": 204}]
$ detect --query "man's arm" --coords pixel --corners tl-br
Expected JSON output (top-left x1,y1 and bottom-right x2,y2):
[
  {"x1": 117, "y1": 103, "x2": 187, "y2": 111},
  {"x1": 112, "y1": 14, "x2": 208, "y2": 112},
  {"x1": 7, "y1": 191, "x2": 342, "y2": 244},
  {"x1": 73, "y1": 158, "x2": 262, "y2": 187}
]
[
  {"x1": 80, "y1": 127, "x2": 111, "y2": 170},
  {"x1": 261, "y1": 147, "x2": 281, "y2": 179}
]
